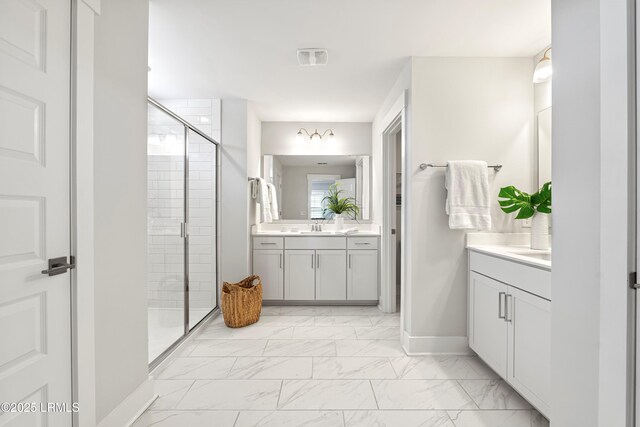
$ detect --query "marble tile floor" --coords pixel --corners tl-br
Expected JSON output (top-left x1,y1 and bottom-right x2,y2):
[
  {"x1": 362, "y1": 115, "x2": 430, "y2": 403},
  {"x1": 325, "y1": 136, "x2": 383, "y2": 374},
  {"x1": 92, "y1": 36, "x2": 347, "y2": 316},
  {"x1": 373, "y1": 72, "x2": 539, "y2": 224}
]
[{"x1": 135, "y1": 305, "x2": 549, "y2": 427}]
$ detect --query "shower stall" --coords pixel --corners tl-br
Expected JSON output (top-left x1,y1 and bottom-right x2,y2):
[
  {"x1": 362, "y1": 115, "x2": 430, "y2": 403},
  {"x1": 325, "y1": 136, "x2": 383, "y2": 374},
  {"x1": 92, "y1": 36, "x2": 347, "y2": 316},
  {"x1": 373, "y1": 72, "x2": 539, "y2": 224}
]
[{"x1": 146, "y1": 98, "x2": 220, "y2": 366}]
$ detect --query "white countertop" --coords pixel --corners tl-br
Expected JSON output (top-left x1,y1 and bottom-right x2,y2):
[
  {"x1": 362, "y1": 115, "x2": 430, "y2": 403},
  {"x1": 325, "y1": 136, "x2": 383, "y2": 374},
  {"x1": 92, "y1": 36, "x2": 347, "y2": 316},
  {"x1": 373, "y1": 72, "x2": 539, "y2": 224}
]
[
  {"x1": 253, "y1": 231, "x2": 380, "y2": 237},
  {"x1": 467, "y1": 244, "x2": 551, "y2": 271}
]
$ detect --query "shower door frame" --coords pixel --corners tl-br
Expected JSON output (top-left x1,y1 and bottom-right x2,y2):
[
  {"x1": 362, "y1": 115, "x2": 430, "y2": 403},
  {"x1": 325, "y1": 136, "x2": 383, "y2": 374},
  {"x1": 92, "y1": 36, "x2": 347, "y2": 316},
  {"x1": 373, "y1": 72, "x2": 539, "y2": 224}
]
[{"x1": 147, "y1": 97, "x2": 221, "y2": 369}]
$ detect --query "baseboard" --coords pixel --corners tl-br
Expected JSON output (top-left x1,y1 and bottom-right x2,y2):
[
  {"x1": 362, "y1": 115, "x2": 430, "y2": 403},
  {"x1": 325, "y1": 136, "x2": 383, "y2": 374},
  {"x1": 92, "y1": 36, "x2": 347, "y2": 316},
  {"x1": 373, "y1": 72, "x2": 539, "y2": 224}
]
[
  {"x1": 402, "y1": 331, "x2": 473, "y2": 355},
  {"x1": 97, "y1": 378, "x2": 156, "y2": 427}
]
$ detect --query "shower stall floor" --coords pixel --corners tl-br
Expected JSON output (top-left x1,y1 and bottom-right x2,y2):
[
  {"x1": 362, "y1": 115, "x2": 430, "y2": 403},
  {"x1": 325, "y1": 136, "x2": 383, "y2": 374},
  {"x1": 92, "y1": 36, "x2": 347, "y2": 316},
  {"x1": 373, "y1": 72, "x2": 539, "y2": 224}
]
[{"x1": 148, "y1": 307, "x2": 211, "y2": 363}]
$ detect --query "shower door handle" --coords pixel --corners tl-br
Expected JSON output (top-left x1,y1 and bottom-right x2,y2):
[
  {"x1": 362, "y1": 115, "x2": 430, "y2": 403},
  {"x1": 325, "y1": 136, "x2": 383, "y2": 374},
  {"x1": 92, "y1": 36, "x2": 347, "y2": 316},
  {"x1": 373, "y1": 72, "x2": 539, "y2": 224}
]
[{"x1": 180, "y1": 222, "x2": 189, "y2": 238}]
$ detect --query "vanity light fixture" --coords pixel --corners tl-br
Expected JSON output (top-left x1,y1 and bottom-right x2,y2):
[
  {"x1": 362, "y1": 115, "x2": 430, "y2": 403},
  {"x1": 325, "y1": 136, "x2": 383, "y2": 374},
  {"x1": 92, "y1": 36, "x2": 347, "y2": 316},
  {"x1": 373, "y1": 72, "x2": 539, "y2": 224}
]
[
  {"x1": 296, "y1": 128, "x2": 336, "y2": 143},
  {"x1": 533, "y1": 47, "x2": 552, "y2": 83}
]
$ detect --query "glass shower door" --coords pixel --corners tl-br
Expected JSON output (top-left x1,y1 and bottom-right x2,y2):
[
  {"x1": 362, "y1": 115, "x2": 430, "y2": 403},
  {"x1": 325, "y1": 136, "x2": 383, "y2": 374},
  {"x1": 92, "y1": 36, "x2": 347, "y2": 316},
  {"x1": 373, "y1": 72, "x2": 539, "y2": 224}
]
[
  {"x1": 147, "y1": 103, "x2": 186, "y2": 362},
  {"x1": 187, "y1": 129, "x2": 218, "y2": 329}
]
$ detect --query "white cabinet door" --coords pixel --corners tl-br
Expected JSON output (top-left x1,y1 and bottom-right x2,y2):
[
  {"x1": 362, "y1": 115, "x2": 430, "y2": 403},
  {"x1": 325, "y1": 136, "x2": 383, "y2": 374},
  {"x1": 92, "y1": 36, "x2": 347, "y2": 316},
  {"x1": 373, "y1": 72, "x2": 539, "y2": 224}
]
[
  {"x1": 507, "y1": 286, "x2": 551, "y2": 417},
  {"x1": 469, "y1": 272, "x2": 509, "y2": 377},
  {"x1": 315, "y1": 250, "x2": 347, "y2": 300},
  {"x1": 347, "y1": 250, "x2": 378, "y2": 300},
  {"x1": 284, "y1": 250, "x2": 315, "y2": 300},
  {"x1": 253, "y1": 250, "x2": 283, "y2": 300}
]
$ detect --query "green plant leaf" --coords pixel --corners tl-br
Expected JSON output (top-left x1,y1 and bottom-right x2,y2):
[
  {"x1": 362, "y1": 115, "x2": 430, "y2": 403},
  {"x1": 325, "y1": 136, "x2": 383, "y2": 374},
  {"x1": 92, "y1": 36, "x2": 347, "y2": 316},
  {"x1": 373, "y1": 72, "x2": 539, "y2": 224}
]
[
  {"x1": 498, "y1": 182, "x2": 552, "y2": 219},
  {"x1": 498, "y1": 185, "x2": 533, "y2": 219},
  {"x1": 320, "y1": 183, "x2": 360, "y2": 219},
  {"x1": 515, "y1": 205, "x2": 535, "y2": 219},
  {"x1": 535, "y1": 181, "x2": 552, "y2": 214}
]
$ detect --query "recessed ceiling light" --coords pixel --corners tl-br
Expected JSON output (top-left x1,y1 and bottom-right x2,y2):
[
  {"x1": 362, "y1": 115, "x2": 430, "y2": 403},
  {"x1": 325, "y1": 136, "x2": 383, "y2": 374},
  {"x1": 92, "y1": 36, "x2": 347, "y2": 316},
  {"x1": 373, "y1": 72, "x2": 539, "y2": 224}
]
[{"x1": 297, "y1": 48, "x2": 328, "y2": 66}]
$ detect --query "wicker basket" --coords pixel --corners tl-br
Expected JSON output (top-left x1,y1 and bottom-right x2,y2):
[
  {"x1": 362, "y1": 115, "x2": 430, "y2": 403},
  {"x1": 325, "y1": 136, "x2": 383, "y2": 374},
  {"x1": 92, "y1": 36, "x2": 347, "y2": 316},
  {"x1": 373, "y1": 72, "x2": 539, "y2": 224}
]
[{"x1": 221, "y1": 275, "x2": 263, "y2": 328}]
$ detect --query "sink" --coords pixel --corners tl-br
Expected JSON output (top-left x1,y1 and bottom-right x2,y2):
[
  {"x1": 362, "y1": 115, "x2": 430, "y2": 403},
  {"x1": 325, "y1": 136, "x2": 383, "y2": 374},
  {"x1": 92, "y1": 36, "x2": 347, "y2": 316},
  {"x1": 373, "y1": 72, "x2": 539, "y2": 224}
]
[
  {"x1": 505, "y1": 249, "x2": 551, "y2": 261},
  {"x1": 300, "y1": 231, "x2": 334, "y2": 235}
]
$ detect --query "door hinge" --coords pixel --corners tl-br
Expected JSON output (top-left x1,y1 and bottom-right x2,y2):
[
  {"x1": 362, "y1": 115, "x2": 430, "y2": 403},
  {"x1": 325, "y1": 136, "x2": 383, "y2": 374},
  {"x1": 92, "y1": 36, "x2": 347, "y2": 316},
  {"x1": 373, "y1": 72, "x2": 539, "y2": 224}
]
[{"x1": 630, "y1": 272, "x2": 639, "y2": 289}]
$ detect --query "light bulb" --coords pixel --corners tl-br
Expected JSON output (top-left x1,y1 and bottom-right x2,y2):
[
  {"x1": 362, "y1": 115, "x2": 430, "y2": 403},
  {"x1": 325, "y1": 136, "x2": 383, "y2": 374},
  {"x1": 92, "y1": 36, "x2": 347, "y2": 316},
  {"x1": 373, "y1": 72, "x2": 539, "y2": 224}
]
[{"x1": 533, "y1": 58, "x2": 552, "y2": 83}]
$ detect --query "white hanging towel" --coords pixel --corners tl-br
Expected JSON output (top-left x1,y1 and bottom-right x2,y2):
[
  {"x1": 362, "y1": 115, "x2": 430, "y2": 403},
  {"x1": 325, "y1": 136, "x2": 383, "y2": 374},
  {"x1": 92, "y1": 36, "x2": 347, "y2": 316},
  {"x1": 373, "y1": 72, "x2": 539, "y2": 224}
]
[
  {"x1": 267, "y1": 183, "x2": 279, "y2": 220},
  {"x1": 445, "y1": 160, "x2": 491, "y2": 231},
  {"x1": 257, "y1": 178, "x2": 272, "y2": 223}
]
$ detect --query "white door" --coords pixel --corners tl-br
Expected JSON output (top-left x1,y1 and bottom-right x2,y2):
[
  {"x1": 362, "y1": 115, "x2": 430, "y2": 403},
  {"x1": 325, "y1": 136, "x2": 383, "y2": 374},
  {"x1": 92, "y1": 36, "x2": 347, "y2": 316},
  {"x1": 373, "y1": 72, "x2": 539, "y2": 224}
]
[
  {"x1": 284, "y1": 250, "x2": 315, "y2": 300},
  {"x1": 253, "y1": 250, "x2": 283, "y2": 300},
  {"x1": 347, "y1": 250, "x2": 378, "y2": 300},
  {"x1": 315, "y1": 250, "x2": 346, "y2": 300},
  {"x1": 468, "y1": 272, "x2": 509, "y2": 377},
  {"x1": 0, "y1": 0, "x2": 72, "y2": 425},
  {"x1": 507, "y1": 286, "x2": 551, "y2": 417}
]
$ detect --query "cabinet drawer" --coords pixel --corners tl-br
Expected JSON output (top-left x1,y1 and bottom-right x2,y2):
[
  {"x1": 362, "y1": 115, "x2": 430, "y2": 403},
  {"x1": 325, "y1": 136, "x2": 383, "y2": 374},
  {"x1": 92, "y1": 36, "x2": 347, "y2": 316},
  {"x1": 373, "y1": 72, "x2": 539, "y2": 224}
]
[
  {"x1": 347, "y1": 237, "x2": 378, "y2": 250},
  {"x1": 469, "y1": 251, "x2": 550, "y2": 300},
  {"x1": 285, "y1": 236, "x2": 346, "y2": 250},
  {"x1": 253, "y1": 236, "x2": 284, "y2": 250}
]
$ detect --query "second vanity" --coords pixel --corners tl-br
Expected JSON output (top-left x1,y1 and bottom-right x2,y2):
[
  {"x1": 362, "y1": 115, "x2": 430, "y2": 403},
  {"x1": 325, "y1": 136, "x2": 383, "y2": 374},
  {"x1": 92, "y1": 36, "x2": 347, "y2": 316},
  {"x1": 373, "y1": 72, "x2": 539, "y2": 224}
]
[
  {"x1": 467, "y1": 244, "x2": 551, "y2": 418},
  {"x1": 252, "y1": 232, "x2": 379, "y2": 304}
]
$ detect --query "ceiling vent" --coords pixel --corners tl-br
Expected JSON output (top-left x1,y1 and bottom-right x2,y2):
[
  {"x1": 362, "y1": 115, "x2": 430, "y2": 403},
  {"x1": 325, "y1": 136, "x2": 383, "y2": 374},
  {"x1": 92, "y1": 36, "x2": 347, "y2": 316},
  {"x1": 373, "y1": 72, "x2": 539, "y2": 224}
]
[{"x1": 297, "y1": 48, "x2": 328, "y2": 66}]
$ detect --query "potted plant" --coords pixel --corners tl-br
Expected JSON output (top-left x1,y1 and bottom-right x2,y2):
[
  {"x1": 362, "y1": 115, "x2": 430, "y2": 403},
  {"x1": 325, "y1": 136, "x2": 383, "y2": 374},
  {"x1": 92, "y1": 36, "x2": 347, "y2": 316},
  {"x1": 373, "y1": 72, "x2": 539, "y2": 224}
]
[
  {"x1": 498, "y1": 182, "x2": 552, "y2": 250},
  {"x1": 321, "y1": 183, "x2": 360, "y2": 230}
]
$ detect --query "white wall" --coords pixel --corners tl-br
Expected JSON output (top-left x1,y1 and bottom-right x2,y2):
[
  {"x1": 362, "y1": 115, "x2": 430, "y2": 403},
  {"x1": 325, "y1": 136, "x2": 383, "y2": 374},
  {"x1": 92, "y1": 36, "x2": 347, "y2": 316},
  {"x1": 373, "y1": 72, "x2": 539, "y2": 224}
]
[
  {"x1": 372, "y1": 58, "x2": 534, "y2": 350},
  {"x1": 220, "y1": 100, "x2": 251, "y2": 283},
  {"x1": 93, "y1": 0, "x2": 150, "y2": 422},
  {"x1": 262, "y1": 122, "x2": 372, "y2": 155},
  {"x1": 552, "y1": 0, "x2": 635, "y2": 425},
  {"x1": 407, "y1": 57, "x2": 533, "y2": 343}
]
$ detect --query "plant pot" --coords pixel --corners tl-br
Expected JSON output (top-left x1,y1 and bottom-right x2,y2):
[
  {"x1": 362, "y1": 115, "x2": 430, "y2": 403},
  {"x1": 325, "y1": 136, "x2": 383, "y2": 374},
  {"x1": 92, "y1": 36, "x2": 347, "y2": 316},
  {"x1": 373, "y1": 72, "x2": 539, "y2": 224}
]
[
  {"x1": 334, "y1": 214, "x2": 344, "y2": 231},
  {"x1": 530, "y1": 212, "x2": 550, "y2": 250}
]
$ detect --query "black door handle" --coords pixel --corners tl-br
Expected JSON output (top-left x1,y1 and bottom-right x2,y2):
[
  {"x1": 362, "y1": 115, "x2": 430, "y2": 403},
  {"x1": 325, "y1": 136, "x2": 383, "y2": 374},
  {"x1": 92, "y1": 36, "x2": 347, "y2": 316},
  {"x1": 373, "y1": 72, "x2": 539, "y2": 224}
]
[{"x1": 41, "y1": 256, "x2": 76, "y2": 276}]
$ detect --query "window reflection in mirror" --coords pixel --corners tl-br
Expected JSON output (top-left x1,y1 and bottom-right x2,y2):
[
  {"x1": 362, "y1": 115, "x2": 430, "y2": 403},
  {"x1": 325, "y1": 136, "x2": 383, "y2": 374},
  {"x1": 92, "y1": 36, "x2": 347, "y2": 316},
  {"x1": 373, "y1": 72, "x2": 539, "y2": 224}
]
[{"x1": 262, "y1": 155, "x2": 371, "y2": 221}]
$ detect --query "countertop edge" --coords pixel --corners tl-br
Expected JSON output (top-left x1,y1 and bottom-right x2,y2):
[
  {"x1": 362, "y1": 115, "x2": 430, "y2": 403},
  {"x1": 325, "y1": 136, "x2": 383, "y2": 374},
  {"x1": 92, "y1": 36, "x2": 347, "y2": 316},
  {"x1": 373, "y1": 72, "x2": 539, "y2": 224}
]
[{"x1": 467, "y1": 245, "x2": 552, "y2": 271}]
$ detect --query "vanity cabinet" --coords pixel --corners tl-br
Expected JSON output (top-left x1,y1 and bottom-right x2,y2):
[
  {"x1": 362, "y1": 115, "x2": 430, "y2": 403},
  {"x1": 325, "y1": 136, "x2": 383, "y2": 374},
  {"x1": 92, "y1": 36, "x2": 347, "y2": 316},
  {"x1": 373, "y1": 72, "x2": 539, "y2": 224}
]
[
  {"x1": 347, "y1": 250, "x2": 378, "y2": 300},
  {"x1": 468, "y1": 272, "x2": 509, "y2": 377},
  {"x1": 468, "y1": 250, "x2": 551, "y2": 418},
  {"x1": 252, "y1": 237, "x2": 285, "y2": 300},
  {"x1": 252, "y1": 235, "x2": 378, "y2": 303},
  {"x1": 252, "y1": 249, "x2": 284, "y2": 300},
  {"x1": 284, "y1": 250, "x2": 316, "y2": 300},
  {"x1": 315, "y1": 250, "x2": 347, "y2": 300}
]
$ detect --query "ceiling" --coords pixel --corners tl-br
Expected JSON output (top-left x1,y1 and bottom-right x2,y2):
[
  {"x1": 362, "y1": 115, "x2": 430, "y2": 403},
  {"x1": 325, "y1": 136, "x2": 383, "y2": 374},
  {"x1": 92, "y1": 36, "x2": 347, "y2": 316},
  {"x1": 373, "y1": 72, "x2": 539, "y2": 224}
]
[{"x1": 148, "y1": 0, "x2": 551, "y2": 122}]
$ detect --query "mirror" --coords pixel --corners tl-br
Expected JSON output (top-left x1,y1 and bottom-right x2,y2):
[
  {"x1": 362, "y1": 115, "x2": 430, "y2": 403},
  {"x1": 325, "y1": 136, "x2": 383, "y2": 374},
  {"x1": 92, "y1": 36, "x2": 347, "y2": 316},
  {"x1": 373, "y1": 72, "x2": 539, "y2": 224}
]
[
  {"x1": 537, "y1": 107, "x2": 552, "y2": 187},
  {"x1": 263, "y1": 155, "x2": 371, "y2": 221}
]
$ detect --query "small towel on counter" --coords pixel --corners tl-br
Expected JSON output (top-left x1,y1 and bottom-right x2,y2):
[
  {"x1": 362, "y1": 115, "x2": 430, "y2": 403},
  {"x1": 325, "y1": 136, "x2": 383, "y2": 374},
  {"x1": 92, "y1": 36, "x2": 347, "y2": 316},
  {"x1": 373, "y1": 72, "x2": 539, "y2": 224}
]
[
  {"x1": 267, "y1": 183, "x2": 279, "y2": 220},
  {"x1": 445, "y1": 160, "x2": 491, "y2": 231},
  {"x1": 257, "y1": 178, "x2": 272, "y2": 223}
]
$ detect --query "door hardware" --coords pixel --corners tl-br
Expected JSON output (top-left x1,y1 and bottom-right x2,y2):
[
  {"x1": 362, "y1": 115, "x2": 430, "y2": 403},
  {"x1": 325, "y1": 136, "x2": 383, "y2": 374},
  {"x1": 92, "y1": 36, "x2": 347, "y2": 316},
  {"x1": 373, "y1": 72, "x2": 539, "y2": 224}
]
[{"x1": 41, "y1": 256, "x2": 76, "y2": 276}]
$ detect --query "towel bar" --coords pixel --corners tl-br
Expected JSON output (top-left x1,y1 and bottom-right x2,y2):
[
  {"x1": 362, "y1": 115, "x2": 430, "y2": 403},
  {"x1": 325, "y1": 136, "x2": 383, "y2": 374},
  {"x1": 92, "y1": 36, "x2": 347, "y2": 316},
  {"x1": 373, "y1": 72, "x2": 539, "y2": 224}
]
[{"x1": 419, "y1": 163, "x2": 502, "y2": 172}]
